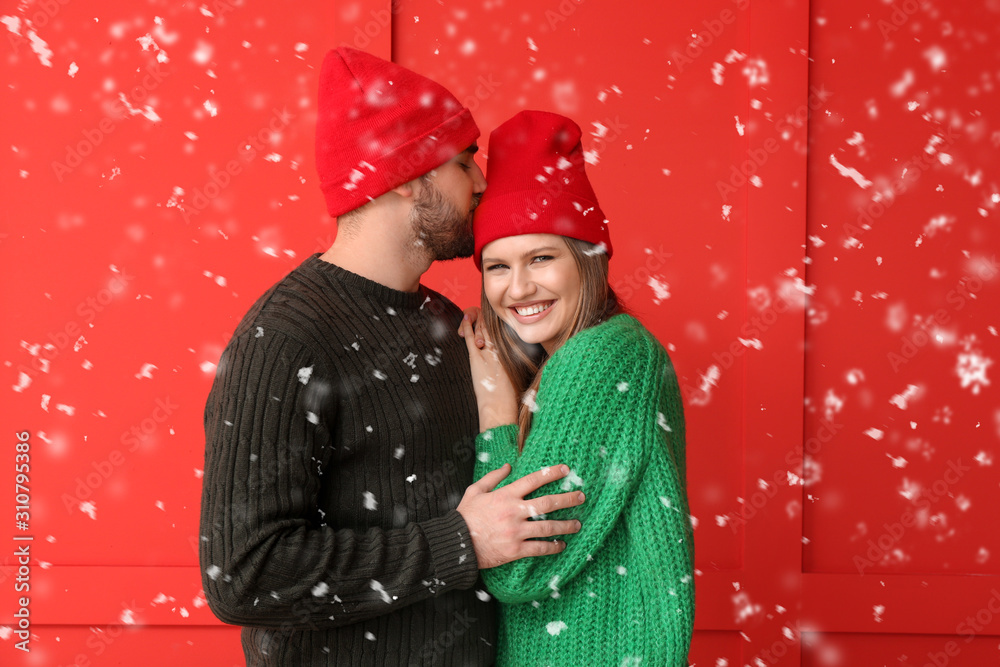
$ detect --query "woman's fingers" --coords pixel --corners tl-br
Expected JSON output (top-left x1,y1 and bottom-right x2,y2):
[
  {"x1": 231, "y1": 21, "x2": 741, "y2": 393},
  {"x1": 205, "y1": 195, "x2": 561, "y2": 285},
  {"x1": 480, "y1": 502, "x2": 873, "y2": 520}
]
[
  {"x1": 479, "y1": 320, "x2": 492, "y2": 345},
  {"x1": 458, "y1": 306, "x2": 480, "y2": 334},
  {"x1": 460, "y1": 315, "x2": 480, "y2": 355}
]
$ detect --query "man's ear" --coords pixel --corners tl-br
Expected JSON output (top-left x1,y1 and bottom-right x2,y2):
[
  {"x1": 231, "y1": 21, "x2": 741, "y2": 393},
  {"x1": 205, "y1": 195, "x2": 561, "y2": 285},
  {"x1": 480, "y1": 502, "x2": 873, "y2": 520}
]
[{"x1": 391, "y1": 178, "x2": 418, "y2": 199}]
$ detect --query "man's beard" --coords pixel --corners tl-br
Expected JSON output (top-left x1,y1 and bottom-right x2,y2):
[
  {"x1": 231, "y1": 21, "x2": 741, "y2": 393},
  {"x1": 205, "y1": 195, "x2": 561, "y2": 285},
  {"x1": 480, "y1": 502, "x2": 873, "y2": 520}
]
[{"x1": 408, "y1": 179, "x2": 479, "y2": 261}]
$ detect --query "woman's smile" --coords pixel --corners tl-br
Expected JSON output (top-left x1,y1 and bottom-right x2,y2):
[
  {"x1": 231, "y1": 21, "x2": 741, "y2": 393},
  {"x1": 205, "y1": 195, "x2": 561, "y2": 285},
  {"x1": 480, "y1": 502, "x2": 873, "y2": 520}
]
[{"x1": 510, "y1": 300, "x2": 556, "y2": 322}]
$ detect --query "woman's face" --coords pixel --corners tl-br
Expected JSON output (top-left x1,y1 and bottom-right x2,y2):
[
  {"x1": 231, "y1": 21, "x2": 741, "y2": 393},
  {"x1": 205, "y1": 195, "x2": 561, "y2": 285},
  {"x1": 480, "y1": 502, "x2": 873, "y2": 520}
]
[{"x1": 481, "y1": 233, "x2": 581, "y2": 355}]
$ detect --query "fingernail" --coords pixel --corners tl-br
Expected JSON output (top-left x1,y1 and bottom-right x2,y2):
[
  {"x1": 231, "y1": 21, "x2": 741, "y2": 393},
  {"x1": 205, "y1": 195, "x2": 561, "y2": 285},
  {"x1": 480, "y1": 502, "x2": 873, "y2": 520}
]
[
  {"x1": 561, "y1": 465, "x2": 569, "y2": 474},
  {"x1": 575, "y1": 521, "x2": 582, "y2": 530},
  {"x1": 577, "y1": 492, "x2": 585, "y2": 502},
  {"x1": 463, "y1": 314, "x2": 469, "y2": 321}
]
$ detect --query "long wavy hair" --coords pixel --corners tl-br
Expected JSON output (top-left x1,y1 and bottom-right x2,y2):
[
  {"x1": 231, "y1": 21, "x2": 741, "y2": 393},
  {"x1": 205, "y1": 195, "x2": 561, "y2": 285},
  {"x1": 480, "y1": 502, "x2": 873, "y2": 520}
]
[{"x1": 480, "y1": 237, "x2": 625, "y2": 451}]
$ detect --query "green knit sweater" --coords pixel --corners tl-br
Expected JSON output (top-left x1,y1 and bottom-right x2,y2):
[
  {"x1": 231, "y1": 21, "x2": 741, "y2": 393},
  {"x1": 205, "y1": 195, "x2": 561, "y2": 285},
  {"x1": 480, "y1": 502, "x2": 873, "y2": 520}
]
[{"x1": 473, "y1": 313, "x2": 694, "y2": 667}]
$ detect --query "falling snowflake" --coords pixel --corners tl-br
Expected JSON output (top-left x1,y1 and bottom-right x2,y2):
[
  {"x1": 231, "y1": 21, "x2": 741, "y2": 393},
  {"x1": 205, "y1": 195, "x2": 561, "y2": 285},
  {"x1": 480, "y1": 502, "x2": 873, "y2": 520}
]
[
  {"x1": 522, "y1": 389, "x2": 539, "y2": 412},
  {"x1": 546, "y1": 620, "x2": 568, "y2": 636},
  {"x1": 657, "y1": 412, "x2": 672, "y2": 432},
  {"x1": 829, "y1": 154, "x2": 872, "y2": 189},
  {"x1": 80, "y1": 501, "x2": 97, "y2": 520},
  {"x1": 689, "y1": 365, "x2": 721, "y2": 406},
  {"x1": 923, "y1": 215, "x2": 954, "y2": 238},
  {"x1": 711, "y1": 62, "x2": 725, "y2": 86},
  {"x1": 824, "y1": 388, "x2": 845, "y2": 422},
  {"x1": 886, "y1": 453, "x2": 908, "y2": 469},
  {"x1": 956, "y1": 340, "x2": 992, "y2": 395},
  {"x1": 889, "y1": 384, "x2": 921, "y2": 410},
  {"x1": 370, "y1": 580, "x2": 392, "y2": 604},
  {"x1": 647, "y1": 276, "x2": 670, "y2": 304}
]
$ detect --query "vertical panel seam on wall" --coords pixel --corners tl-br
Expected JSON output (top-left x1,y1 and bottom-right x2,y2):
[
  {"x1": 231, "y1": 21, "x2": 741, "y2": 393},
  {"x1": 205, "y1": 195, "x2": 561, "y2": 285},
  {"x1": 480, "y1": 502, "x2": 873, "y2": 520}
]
[
  {"x1": 743, "y1": 0, "x2": 810, "y2": 662},
  {"x1": 389, "y1": 0, "x2": 398, "y2": 63},
  {"x1": 741, "y1": 0, "x2": 752, "y2": 575},
  {"x1": 800, "y1": 0, "x2": 815, "y2": 580}
]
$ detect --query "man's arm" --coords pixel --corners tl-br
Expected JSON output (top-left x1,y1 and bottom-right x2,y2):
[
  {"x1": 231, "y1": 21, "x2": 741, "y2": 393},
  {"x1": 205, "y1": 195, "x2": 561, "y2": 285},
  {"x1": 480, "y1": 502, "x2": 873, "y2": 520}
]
[
  {"x1": 200, "y1": 326, "x2": 586, "y2": 629},
  {"x1": 199, "y1": 327, "x2": 479, "y2": 629}
]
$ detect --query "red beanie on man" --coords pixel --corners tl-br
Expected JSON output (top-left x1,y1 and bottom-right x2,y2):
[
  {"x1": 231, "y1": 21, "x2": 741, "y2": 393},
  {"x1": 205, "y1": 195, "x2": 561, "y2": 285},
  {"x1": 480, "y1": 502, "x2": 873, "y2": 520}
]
[
  {"x1": 315, "y1": 47, "x2": 480, "y2": 218},
  {"x1": 473, "y1": 110, "x2": 612, "y2": 269}
]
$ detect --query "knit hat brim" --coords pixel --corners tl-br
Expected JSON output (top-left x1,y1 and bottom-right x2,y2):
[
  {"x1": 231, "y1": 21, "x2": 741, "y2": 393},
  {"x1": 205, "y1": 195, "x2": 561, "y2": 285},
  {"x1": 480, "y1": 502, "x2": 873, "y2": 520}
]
[
  {"x1": 319, "y1": 108, "x2": 479, "y2": 218},
  {"x1": 473, "y1": 110, "x2": 612, "y2": 268},
  {"x1": 315, "y1": 48, "x2": 480, "y2": 219}
]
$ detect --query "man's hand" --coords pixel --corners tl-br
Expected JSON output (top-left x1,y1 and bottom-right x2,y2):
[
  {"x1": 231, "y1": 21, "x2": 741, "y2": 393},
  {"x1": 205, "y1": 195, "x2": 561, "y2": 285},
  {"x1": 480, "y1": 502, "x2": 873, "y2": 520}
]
[
  {"x1": 457, "y1": 463, "x2": 585, "y2": 569},
  {"x1": 458, "y1": 305, "x2": 485, "y2": 348}
]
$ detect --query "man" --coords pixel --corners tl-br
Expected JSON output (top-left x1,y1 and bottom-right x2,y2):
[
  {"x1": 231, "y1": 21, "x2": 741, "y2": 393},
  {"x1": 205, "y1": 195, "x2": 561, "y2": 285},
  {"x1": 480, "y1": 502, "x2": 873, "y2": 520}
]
[{"x1": 199, "y1": 47, "x2": 584, "y2": 666}]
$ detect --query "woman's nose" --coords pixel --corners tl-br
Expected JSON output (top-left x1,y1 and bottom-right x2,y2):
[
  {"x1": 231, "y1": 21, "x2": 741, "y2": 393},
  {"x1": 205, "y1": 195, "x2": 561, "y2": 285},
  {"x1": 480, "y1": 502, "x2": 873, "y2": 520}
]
[{"x1": 507, "y1": 267, "x2": 535, "y2": 300}]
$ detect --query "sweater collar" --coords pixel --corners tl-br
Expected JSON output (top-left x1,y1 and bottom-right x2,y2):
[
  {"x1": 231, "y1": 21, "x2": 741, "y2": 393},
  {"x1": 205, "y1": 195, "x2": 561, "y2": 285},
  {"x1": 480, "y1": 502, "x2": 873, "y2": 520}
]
[{"x1": 306, "y1": 253, "x2": 431, "y2": 311}]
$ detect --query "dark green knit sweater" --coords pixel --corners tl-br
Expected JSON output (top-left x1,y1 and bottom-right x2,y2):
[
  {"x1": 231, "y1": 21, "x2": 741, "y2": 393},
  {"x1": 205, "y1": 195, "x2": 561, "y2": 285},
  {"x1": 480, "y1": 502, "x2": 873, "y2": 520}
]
[
  {"x1": 473, "y1": 314, "x2": 694, "y2": 666},
  {"x1": 200, "y1": 254, "x2": 496, "y2": 666}
]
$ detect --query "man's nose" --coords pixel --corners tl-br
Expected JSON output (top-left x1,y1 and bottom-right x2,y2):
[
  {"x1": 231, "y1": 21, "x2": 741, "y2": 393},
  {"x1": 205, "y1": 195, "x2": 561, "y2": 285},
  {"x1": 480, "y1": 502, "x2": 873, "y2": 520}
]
[{"x1": 471, "y1": 162, "x2": 487, "y2": 194}]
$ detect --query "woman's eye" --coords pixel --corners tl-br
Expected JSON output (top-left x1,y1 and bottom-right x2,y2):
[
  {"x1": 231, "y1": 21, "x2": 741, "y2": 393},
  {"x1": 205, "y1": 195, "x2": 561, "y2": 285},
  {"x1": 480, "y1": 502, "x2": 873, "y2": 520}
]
[
  {"x1": 485, "y1": 264, "x2": 508, "y2": 272},
  {"x1": 532, "y1": 255, "x2": 553, "y2": 263}
]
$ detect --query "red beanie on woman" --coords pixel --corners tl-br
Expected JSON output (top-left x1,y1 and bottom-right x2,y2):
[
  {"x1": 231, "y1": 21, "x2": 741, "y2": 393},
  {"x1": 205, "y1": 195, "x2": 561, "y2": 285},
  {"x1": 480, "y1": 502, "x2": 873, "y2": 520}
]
[
  {"x1": 315, "y1": 47, "x2": 480, "y2": 218},
  {"x1": 473, "y1": 110, "x2": 612, "y2": 268}
]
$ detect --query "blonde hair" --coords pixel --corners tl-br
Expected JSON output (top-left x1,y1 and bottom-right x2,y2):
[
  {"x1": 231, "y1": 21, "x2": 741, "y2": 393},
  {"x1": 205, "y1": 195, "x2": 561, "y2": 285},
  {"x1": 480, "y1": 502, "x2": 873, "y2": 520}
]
[{"x1": 480, "y1": 237, "x2": 625, "y2": 451}]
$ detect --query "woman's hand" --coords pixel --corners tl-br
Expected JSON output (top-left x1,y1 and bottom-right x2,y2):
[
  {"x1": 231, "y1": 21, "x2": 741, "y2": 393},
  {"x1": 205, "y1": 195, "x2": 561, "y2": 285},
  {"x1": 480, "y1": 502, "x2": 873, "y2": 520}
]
[
  {"x1": 460, "y1": 314, "x2": 519, "y2": 431},
  {"x1": 457, "y1": 306, "x2": 486, "y2": 349}
]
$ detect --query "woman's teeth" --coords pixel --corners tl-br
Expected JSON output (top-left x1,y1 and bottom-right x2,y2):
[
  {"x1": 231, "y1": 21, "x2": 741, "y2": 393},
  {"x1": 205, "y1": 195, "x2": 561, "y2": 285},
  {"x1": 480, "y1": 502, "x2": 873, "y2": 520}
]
[{"x1": 515, "y1": 302, "x2": 552, "y2": 316}]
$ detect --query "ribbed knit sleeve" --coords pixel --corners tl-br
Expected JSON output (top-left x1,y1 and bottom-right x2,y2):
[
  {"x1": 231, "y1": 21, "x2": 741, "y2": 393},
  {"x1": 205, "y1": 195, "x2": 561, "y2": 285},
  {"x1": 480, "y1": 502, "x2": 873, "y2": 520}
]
[
  {"x1": 474, "y1": 316, "x2": 688, "y2": 603},
  {"x1": 200, "y1": 326, "x2": 479, "y2": 629},
  {"x1": 471, "y1": 314, "x2": 692, "y2": 665}
]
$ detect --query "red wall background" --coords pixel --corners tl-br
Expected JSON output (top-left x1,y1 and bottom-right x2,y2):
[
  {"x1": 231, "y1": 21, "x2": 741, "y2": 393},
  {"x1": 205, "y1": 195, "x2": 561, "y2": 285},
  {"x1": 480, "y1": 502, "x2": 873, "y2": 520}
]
[{"x1": 1, "y1": 0, "x2": 998, "y2": 665}]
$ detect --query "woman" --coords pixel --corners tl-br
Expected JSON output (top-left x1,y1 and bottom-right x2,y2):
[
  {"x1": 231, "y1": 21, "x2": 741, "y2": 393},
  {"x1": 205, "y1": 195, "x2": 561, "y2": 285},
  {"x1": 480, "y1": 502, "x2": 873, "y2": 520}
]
[{"x1": 459, "y1": 110, "x2": 694, "y2": 666}]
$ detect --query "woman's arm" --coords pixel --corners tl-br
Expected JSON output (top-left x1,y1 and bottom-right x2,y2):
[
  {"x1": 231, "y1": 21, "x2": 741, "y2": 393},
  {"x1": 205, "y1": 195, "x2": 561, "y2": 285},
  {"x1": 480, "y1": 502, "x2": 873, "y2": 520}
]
[{"x1": 473, "y1": 319, "x2": 684, "y2": 604}]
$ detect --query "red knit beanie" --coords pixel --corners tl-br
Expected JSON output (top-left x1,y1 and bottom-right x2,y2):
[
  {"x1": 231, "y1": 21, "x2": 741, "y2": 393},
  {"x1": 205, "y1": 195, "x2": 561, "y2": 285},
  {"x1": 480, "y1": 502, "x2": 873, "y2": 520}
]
[
  {"x1": 315, "y1": 47, "x2": 480, "y2": 218},
  {"x1": 473, "y1": 110, "x2": 611, "y2": 269}
]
